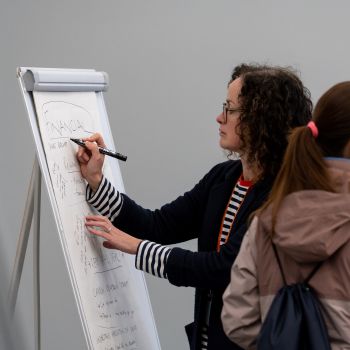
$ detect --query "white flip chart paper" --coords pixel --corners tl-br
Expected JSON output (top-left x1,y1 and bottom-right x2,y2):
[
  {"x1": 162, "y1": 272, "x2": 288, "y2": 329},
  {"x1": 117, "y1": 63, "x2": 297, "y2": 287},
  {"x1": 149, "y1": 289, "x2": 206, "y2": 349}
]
[{"x1": 32, "y1": 91, "x2": 160, "y2": 350}]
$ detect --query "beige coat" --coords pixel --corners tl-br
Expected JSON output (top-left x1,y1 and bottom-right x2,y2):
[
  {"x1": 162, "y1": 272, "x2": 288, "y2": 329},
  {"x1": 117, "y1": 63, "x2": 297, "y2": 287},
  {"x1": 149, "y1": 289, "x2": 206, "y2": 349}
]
[{"x1": 221, "y1": 159, "x2": 350, "y2": 350}]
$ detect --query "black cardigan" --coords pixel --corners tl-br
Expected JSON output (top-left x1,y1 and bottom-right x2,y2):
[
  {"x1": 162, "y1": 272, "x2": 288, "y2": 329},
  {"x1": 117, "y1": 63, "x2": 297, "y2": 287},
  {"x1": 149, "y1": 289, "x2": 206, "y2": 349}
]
[{"x1": 113, "y1": 160, "x2": 273, "y2": 350}]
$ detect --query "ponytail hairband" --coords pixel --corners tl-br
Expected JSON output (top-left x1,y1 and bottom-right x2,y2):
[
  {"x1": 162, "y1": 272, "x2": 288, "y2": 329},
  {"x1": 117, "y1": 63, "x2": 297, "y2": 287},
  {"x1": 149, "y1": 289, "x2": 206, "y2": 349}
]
[{"x1": 307, "y1": 121, "x2": 318, "y2": 138}]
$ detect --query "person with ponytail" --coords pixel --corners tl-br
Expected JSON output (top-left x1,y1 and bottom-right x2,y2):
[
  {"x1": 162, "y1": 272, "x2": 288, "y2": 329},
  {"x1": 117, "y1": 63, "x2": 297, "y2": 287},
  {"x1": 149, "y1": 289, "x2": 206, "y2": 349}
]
[{"x1": 222, "y1": 81, "x2": 350, "y2": 350}]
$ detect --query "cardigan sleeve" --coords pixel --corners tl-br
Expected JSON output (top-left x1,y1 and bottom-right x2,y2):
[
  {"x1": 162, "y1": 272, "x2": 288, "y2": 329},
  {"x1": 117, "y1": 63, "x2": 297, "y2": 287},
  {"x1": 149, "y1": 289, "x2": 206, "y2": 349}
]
[
  {"x1": 132, "y1": 221, "x2": 251, "y2": 290},
  {"x1": 221, "y1": 217, "x2": 261, "y2": 350},
  {"x1": 107, "y1": 162, "x2": 232, "y2": 245},
  {"x1": 165, "y1": 220, "x2": 250, "y2": 289},
  {"x1": 86, "y1": 166, "x2": 212, "y2": 244}
]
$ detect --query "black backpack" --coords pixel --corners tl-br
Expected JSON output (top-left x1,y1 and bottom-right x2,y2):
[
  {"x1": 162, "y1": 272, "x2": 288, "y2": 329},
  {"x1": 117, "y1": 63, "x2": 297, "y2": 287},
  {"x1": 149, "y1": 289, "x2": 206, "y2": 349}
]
[{"x1": 257, "y1": 243, "x2": 331, "y2": 350}]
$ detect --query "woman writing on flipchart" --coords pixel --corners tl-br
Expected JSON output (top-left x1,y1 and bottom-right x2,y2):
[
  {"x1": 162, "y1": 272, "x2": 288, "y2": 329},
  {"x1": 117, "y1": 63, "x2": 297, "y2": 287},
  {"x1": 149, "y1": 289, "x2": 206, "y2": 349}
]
[{"x1": 76, "y1": 63, "x2": 312, "y2": 350}]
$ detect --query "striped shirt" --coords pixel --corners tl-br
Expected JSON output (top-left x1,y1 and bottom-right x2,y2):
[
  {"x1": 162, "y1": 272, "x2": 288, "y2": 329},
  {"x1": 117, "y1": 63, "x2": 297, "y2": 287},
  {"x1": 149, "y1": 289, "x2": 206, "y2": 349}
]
[
  {"x1": 86, "y1": 176, "x2": 123, "y2": 222},
  {"x1": 86, "y1": 175, "x2": 251, "y2": 349},
  {"x1": 217, "y1": 179, "x2": 251, "y2": 249},
  {"x1": 200, "y1": 177, "x2": 251, "y2": 349}
]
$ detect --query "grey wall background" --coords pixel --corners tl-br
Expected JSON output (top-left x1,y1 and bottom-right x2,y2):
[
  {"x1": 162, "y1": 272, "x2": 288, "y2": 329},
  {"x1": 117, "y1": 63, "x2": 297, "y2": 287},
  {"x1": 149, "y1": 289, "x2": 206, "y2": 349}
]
[{"x1": 1, "y1": 1, "x2": 350, "y2": 349}]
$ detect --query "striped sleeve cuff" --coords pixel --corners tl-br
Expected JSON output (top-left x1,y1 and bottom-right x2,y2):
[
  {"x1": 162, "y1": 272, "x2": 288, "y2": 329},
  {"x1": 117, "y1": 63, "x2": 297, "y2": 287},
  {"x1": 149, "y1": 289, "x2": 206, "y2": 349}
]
[
  {"x1": 135, "y1": 240, "x2": 171, "y2": 279},
  {"x1": 86, "y1": 175, "x2": 123, "y2": 221}
]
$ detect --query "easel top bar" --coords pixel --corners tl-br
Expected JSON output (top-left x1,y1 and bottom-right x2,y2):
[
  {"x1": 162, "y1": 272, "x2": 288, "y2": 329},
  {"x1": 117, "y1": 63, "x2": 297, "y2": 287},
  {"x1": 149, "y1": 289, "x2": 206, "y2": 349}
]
[{"x1": 17, "y1": 67, "x2": 109, "y2": 92}]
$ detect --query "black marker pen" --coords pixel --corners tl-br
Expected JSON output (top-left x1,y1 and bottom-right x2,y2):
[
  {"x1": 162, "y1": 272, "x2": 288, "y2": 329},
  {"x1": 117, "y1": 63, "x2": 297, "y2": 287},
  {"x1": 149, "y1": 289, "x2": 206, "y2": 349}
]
[{"x1": 70, "y1": 138, "x2": 127, "y2": 162}]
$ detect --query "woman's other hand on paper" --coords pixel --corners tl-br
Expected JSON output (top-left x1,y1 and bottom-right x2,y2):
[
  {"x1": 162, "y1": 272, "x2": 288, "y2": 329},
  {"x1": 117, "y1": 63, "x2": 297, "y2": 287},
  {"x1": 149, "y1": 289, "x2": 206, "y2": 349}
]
[{"x1": 85, "y1": 215, "x2": 142, "y2": 254}]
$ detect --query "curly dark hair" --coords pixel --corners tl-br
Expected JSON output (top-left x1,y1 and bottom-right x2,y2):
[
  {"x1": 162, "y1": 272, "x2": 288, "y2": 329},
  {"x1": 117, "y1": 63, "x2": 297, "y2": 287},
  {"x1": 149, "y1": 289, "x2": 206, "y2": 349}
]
[{"x1": 230, "y1": 63, "x2": 313, "y2": 180}]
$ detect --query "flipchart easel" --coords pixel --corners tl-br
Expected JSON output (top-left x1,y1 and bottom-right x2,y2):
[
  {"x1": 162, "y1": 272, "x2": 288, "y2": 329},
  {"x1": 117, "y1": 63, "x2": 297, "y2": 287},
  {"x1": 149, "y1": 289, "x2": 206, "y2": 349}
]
[{"x1": 8, "y1": 67, "x2": 161, "y2": 350}]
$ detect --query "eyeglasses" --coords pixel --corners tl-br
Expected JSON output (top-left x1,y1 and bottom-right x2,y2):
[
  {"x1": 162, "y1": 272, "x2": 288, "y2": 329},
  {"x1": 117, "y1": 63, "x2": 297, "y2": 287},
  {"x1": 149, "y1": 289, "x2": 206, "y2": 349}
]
[{"x1": 222, "y1": 102, "x2": 242, "y2": 123}]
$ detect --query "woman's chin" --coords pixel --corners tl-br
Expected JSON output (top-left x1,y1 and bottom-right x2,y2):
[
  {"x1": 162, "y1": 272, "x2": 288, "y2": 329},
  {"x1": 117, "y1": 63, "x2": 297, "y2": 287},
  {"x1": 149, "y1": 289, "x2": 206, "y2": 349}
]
[
  {"x1": 219, "y1": 139, "x2": 228, "y2": 149},
  {"x1": 220, "y1": 143, "x2": 235, "y2": 152}
]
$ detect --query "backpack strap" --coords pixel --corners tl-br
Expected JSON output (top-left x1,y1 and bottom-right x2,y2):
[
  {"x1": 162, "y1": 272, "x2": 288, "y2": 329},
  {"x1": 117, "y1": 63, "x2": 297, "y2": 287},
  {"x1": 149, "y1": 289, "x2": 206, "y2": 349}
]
[
  {"x1": 272, "y1": 242, "x2": 324, "y2": 286},
  {"x1": 272, "y1": 243, "x2": 287, "y2": 285},
  {"x1": 304, "y1": 261, "x2": 323, "y2": 284}
]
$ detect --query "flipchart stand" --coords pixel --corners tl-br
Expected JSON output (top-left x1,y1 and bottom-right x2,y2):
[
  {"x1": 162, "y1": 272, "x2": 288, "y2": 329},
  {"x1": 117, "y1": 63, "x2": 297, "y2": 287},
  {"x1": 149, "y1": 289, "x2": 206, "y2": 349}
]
[{"x1": 9, "y1": 67, "x2": 161, "y2": 350}]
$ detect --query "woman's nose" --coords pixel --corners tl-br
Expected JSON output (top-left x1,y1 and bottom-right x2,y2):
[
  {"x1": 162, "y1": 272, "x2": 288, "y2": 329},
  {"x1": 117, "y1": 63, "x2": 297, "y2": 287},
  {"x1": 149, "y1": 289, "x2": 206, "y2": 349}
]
[{"x1": 216, "y1": 112, "x2": 224, "y2": 124}]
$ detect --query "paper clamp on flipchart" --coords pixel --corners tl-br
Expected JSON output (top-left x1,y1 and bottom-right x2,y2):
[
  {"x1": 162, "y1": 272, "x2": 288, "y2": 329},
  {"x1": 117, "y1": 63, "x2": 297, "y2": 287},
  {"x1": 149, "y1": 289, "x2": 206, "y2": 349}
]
[{"x1": 19, "y1": 67, "x2": 109, "y2": 92}]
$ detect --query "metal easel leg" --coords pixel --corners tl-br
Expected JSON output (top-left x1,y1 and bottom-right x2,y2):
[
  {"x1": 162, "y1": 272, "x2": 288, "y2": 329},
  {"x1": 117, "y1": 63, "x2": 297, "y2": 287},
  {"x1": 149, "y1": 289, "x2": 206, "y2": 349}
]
[
  {"x1": 33, "y1": 160, "x2": 42, "y2": 350},
  {"x1": 8, "y1": 157, "x2": 41, "y2": 350}
]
